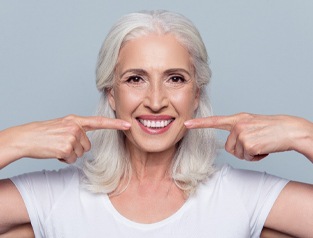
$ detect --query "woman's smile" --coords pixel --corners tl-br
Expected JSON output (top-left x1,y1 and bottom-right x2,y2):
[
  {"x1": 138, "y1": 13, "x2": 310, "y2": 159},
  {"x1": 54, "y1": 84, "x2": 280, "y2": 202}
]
[
  {"x1": 108, "y1": 33, "x2": 199, "y2": 153},
  {"x1": 136, "y1": 115, "x2": 175, "y2": 135}
]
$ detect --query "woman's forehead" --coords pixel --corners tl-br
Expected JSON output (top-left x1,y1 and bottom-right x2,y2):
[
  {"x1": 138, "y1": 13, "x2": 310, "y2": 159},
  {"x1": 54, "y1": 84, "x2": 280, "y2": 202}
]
[{"x1": 116, "y1": 34, "x2": 193, "y2": 73}]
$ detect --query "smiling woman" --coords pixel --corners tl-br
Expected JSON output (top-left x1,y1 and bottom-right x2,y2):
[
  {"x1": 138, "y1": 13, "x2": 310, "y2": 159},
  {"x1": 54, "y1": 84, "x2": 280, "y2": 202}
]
[
  {"x1": 85, "y1": 12, "x2": 216, "y2": 197},
  {"x1": 0, "y1": 10, "x2": 313, "y2": 238},
  {"x1": 111, "y1": 35, "x2": 198, "y2": 150}
]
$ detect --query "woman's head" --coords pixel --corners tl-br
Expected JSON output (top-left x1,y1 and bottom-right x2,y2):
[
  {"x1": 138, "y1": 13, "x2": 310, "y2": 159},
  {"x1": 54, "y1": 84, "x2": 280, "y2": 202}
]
[
  {"x1": 107, "y1": 33, "x2": 200, "y2": 154},
  {"x1": 84, "y1": 10, "x2": 216, "y2": 195},
  {"x1": 96, "y1": 10, "x2": 211, "y2": 92}
]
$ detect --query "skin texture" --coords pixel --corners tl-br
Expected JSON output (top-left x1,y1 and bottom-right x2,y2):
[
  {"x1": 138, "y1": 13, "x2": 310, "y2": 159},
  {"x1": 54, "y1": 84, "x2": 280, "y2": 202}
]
[
  {"x1": 0, "y1": 223, "x2": 35, "y2": 238},
  {"x1": 0, "y1": 115, "x2": 131, "y2": 168},
  {"x1": 109, "y1": 34, "x2": 199, "y2": 155},
  {"x1": 185, "y1": 113, "x2": 313, "y2": 162}
]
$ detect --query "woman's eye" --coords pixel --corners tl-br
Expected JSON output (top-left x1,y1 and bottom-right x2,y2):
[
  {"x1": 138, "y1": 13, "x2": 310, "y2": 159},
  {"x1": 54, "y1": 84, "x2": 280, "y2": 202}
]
[
  {"x1": 168, "y1": 75, "x2": 186, "y2": 84},
  {"x1": 126, "y1": 76, "x2": 143, "y2": 84}
]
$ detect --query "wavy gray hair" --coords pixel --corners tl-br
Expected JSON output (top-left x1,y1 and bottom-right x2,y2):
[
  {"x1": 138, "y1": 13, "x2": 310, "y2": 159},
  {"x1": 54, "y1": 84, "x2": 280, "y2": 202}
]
[{"x1": 83, "y1": 10, "x2": 217, "y2": 195}]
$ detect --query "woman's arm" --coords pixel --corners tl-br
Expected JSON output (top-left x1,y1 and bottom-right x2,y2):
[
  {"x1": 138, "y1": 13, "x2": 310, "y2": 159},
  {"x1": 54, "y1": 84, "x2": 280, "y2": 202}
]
[
  {"x1": 0, "y1": 179, "x2": 30, "y2": 234},
  {"x1": 0, "y1": 223, "x2": 34, "y2": 238},
  {"x1": 0, "y1": 115, "x2": 131, "y2": 168},
  {"x1": 185, "y1": 113, "x2": 313, "y2": 236},
  {"x1": 185, "y1": 113, "x2": 313, "y2": 162},
  {"x1": 261, "y1": 227, "x2": 294, "y2": 238},
  {"x1": 265, "y1": 181, "x2": 313, "y2": 237},
  {"x1": 0, "y1": 115, "x2": 131, "y2": 232}
]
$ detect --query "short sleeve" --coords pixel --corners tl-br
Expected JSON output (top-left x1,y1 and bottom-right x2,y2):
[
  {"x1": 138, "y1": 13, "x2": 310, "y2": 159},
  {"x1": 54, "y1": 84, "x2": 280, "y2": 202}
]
[
  {"x1": 220, "y1": 165, "x2": 289, "y2": 237},
  {"x1": 10, "y1": 166, "x2": 80, "y2": 238}
]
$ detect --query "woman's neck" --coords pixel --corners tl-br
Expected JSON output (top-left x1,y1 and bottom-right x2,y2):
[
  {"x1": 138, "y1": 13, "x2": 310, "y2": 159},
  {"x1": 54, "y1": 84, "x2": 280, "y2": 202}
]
[{"x1": 126, "y1": 142, "x2": 176, "y2": 182}]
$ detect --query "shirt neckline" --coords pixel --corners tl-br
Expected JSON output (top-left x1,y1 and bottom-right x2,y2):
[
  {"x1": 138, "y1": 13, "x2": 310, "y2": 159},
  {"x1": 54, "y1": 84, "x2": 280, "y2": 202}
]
[{"x1": 103, "y1": 193, "x2": 193, "y2": 230}]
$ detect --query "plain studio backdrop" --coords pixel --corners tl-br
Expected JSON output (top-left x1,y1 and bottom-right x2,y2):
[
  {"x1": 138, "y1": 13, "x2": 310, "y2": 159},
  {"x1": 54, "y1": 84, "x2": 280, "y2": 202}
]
[{"x1": 1, "y1": 0, "x2": 313, "y2": 183}]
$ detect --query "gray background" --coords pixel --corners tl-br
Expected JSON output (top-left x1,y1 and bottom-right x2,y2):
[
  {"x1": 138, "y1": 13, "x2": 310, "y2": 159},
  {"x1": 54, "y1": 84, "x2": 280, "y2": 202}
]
[{"x1": 1, "y1": 0, "x2": 312, "y2": 182}]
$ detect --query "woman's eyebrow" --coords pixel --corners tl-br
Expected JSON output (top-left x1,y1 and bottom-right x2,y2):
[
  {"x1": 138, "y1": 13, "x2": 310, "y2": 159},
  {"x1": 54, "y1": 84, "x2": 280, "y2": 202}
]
[
  {"x1": 163, "y1": 68, "x2": 191, "y2": 76},
  {"x1": 119, "y1": 68, "x2": 147, "y2": 78}
]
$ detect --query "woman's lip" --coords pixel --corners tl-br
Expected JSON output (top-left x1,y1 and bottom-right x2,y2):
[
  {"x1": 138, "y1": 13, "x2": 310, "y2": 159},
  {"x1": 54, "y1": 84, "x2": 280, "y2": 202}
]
[
  {"x1": 136, "y1": 120, "x2": 173, "y2": 135},
  {"x1": 136, "y1": 115, "x2": 174, "y2": 120},
  {"x1": 135, "y1": 115, "x2": 175, "y2": 135}
]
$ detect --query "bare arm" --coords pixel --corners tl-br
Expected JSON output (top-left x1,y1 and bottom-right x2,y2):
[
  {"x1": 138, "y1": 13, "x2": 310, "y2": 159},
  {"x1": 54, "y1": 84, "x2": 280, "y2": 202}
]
[
  {"x1": 0, "y1": 115, "x2": 131, "y2": 233},
  {"x1": 0, "y1": 114, "x2": 131, "y2": 168},
  {"x1": 265, "y1": 181, "x2": 313, "y2": 237},
  {"x1": 260, "y1": 227, "x2": 294, "y2": 238},
  {"x1": 185, "y1": 113, "x2": 313, "y2": 236},
  {"x1": 0, "y1": 179, "x2": 30, "y2": 234},
  {"x1": 0, "y1": 223, "x2": 34, "y2": 238},
  {"x1": 185, "y1": 113, "x2": 313, "y2": 162}
]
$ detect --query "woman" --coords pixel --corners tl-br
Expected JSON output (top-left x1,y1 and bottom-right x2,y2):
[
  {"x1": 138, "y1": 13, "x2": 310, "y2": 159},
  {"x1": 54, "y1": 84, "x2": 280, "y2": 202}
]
[{"x1": 0, "y1": 10, "x2": 312, "y2": 237}]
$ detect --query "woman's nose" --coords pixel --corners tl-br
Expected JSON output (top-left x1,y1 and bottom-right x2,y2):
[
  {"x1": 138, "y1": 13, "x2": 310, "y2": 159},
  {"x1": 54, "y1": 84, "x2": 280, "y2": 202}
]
[{"x1": 143, "y1": 82, "x2": 169, "y2": 112}]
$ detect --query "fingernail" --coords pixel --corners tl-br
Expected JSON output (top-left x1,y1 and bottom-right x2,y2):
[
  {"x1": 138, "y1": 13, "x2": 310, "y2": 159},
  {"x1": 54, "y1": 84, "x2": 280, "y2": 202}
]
[
  {"x1": 122, "y1": 122, "x2": 131, "y2": 128},
  {"x1": 184, "y1": 120, "x2": 192, "y2": 128}
]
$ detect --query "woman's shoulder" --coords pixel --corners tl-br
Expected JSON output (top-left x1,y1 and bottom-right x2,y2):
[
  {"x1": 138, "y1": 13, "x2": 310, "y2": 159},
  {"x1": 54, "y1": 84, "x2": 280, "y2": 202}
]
[
  {"x1": 200, "y1": 163, "x2": 289, "y2": 194},
  {"x1": 12, "y1": 164, "x2": 81, "y2": 180},
  {"x1": 10, "y1": 165, "x2": 84, "y2": 196},
  {"x1": 210, "y1": 163, "x2": 287, "y2": 180}
]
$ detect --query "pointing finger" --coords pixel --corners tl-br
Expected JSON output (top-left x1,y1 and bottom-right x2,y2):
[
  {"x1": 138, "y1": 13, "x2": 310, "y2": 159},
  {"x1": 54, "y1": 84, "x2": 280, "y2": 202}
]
[
  {"x1": 184, "y1": 115, "x2": 239, "y2": 131},
  {"x1": 76, "y1": 116, "x2": 131, "y2": 132}
]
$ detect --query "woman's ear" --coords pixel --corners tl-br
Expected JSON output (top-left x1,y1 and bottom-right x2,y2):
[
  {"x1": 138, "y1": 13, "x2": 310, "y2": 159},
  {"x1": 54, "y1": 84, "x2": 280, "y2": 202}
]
[{"x1": 107, "y1": 88, "x2": 116, "y2": 111}]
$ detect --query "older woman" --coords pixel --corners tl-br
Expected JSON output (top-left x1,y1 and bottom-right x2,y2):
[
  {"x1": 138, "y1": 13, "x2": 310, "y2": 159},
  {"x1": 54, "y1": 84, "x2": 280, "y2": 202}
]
[{"x1": 0, "y1": 10, "x2": 312, "y2": 238}]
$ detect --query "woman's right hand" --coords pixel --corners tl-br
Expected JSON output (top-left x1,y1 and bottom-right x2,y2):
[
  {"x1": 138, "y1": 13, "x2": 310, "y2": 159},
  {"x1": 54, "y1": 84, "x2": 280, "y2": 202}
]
[{"x1": 0, "y1": 115, "x2": 131, "y2": 168}]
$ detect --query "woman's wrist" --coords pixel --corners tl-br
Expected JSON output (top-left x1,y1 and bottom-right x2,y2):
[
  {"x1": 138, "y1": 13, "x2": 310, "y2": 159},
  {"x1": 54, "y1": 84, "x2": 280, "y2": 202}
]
[
  {"x1": 0, "y1": 126, "x2": 26, "y2": 169},
  {"x1": 290, "y1": 118, "x2": 313, "y2": 162}
]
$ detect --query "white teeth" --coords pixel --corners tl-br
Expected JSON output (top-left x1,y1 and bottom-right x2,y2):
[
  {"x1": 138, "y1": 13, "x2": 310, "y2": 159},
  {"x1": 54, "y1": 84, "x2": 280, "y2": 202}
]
[{"x1": 139, "y1": 119, "x2": 173, "y2": 128}]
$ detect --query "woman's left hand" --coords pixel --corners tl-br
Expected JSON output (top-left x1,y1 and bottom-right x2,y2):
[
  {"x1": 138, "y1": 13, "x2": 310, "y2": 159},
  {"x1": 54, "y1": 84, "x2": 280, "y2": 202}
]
[
  {"x1": 185, "y1": 113, "x2": 313, "y2": 162},
  {"x1": 186, "y1": 113, "x2": 313, "y2": 236}
]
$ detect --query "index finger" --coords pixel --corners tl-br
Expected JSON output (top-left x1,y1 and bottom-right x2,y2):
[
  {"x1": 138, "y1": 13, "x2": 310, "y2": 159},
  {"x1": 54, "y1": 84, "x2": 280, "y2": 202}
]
[
  {"x1": 77, "y1": 116, "x2": 131, "y2": 132},
  {"x1": 184, "y1": 115, "x2": 238, "y2": 131}
]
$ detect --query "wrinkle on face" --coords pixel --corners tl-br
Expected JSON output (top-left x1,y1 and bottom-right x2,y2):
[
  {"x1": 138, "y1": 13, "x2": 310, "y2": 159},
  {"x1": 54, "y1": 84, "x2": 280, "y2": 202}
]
[{"x1": 108, "y1": 34, "x2": 200, "y2": 175}]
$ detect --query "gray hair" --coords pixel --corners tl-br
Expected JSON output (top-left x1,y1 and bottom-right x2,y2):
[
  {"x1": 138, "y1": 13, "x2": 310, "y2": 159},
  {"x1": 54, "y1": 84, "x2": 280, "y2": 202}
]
[{"x1": 83, "y1": 10, "x2": 217, "y2": 195}]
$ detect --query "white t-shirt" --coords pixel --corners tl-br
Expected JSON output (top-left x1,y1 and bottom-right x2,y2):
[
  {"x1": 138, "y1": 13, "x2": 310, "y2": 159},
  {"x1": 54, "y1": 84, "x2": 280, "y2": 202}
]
[{"x1": 11, "y1": 164, "x2": 288, "y2": 238}]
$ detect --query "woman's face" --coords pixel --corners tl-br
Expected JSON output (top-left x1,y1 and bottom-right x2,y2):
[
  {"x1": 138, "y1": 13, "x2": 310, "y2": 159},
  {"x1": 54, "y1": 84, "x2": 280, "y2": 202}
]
[{"x1": 108, "y1": 34, "x2": 199, "y2": 153}]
